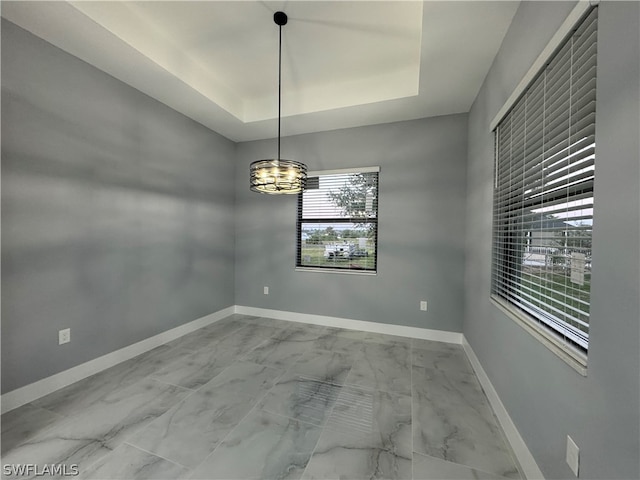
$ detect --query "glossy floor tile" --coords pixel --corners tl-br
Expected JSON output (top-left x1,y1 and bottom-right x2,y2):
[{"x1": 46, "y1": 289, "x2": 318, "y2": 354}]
[
  {"x1": 2, "y1": 316, "x2": 521, "y2": 480},
  {"x1": 129, "y1": 362, "x2": 283, "y2": 468},
  {"x1": 412, "y1": 366, "x2": 520, "y2": 479},
  {"x1": 31, "y1": 345, "x2": 188, "y2": 417},
  {"x1": 80, "y1": 444, "x2": 190, "y2": 480},
  {"x1": 258, "y1": 372, "x2": 343, "y2": 426},
  {"x1": 289, "y1": 349, "x2": 354, "y2": 386},
  {"x1": 412, "y1": 452, "x2": 509, "y2": 480},
  {"x1": 302, "y1": 427, "x2": 413, "y2": 480},
  {"x1": 325, "y1": 386, "x2": 412, "y2": 446},
  {"x1": 3, "y1": 378, "x2": 190, "y2": 479},
  {"x1": 309, "y1": 330, "x2": 365, "y2": 359},
  {"x1": 303, "y1": 386, "x2": 414, "y2": 480},
  {"x1": 189, "y1": 410, "x2": 322, "y2": 480},
  {"x1": 0, "y1": 403, "x2": 63, "y2": 455},
  {"x1": 345, "y1": 342, "x2": 412, "y2": 395},
  {"x1": 412, "y1": 339, "x2": 474, "y2": 374},
  {"x1": 164, "y1": 317, "x2": 246, "y2": 351},
  {"x1": 241, "y1": 336, "x2": 309, "y2": 368}
]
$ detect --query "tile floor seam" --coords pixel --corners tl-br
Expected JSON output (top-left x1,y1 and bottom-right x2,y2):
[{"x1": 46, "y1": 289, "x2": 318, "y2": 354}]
[
  {"x1": 79, "y1": 442, "x2": 193, "y2": 480},
  {"x1": 413, "y1": 451, "x2": 513, "y2": 480},
  {"x1": 102, "y1": 378, "x2": 194, "y2": 454},
  {"x1": 289, "y1": 348, "x2": 357, "y2": 479},
  {"x1": 0, "y1": 408, "x2": 64, "y2": 458},
  {"x1": 181, "y1": 365, "x2": 288, "y2": 477},
  {"x1": 117, "y1": 386, "x2": 202, "y2": 460},
  {"x1": 122, "y1": 441, "x2": 194, "y2": 471},
  {"x1": 72, "y1": 446, "x2": 115, "y2": 478},
  {"x1": 297, "y1": 375, "x2": 347, "y2": 480},
  {"x1": 148, "y1": 376, "x2": 200, "y2": 393},
  {"x1": 236, "y1": 336, "x2": 282, "y2": 362},
  {"x1": 133, "y1": 363, "x2": 285, "y2": 475},
  {"x1": 183, "y1": 395, "x2": 268, "y2": 477}
]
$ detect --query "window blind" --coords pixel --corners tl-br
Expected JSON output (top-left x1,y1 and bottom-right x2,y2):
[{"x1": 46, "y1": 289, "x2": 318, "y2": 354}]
[
  {"x1": 297, "y1": 167, "x2": 379, "y2": 272},
  {"x1": 492, "y1": 7, "x2": 597, "y2": 353}
]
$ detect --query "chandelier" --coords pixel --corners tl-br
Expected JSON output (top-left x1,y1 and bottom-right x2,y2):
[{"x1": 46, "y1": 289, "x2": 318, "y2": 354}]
[{"x1": 250, "y1": 11, "x2": 307, "y2": 195}]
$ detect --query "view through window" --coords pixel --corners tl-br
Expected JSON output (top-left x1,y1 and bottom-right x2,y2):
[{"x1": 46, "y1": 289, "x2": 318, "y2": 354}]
[
  {"x1": 297, "y1": 167, "x2": 379, "y2": 272},
  {"x1": 491, "y1": 7, "x2": 597, "y2": 354}
]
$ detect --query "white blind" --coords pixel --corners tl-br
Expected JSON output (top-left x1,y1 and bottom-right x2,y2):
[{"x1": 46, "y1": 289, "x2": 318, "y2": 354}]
[
  {"x1": 297, "y1": 168, "x2": 379, "y2": 272},
  {"x1": 492, "y1": 7, "x2": 597, "y2": 353}
]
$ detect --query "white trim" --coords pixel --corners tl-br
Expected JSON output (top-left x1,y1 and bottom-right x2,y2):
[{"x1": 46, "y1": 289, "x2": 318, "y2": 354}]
[
  {"x1": 0, "y1": 306, "x2": 235, "y2": 414},
  {"x1": 490, "y1": 0, "x2": 599, "y2": 131},
  {"x1": 491, "y1": 297, "x2": 588, "y2": 376},
  {"x1": 307, "y1": 166, "x2": 380, "y2": 176},
  {"x1": 462, "y1": 336, "x2": 545, "y2": 480},
  {"x1": 234, "y1": 306, "x2": 463, "y2": 344},
  {"x1": 295, "y1": 267, "x2": 376, "y2": 276}
]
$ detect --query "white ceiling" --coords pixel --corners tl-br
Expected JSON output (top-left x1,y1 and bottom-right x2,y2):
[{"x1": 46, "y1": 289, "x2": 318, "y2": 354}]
[{"x1": 2, "y1": 1, "x2": 520, "y2": 142}]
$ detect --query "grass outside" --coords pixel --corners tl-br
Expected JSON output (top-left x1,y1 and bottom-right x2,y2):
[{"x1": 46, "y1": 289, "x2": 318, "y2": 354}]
[
  {"x1": 299, "y1": 242, "x2": 376, "y2": 270},
  {"x1": 521, "y1": 269, "x2": 591, "y2": 331}
]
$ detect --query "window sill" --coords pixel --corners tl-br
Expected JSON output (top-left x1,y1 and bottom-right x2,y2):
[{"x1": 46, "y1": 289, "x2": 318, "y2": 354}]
[
  {"x1": 491, "y1": 296, "x2": 588, "y2": 377},
  {"x1": 295, "y1": 267, "x2": 377, "y2": 276}
]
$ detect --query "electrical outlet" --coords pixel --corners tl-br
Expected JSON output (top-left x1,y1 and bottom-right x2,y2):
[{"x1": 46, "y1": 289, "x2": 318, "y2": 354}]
[
  {"x1": 58, "y1": 328, "x2": 71, "y2": 345},
  {"x1": 420, "y1": 301, "x2": 428, "y2": 311},
  {"x1": 264, "y1": 286, "x2": 269, "y2": 295},
  {"x1": 566, "y1": 435, "x2": 579, "y2": 476}
]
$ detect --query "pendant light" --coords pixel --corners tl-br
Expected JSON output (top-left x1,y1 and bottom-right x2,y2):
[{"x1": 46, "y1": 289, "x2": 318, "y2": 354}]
[{"x1": 250, "y1": 11, "x2": 307, "y2": 194}]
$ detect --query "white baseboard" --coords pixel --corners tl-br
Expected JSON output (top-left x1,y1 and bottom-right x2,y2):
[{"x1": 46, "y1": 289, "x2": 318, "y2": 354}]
[
  {"x1": 462, "y1": 336, "x2": 545, "y2": 480},
  {"x1": 234, "y1": 306, "x2": 463, "y2": 344},
  {"x1": 0, "y1": 306, "x2": 235, "y2": 414}
]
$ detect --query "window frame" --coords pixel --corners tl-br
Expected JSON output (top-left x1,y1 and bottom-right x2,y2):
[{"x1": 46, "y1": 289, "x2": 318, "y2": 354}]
[
  {"x1": 490, "y1": 5, "x2": 598, "y2": 374},
  {"x1": 295, "y1": 166, "x2": 380, "y2": 275}
]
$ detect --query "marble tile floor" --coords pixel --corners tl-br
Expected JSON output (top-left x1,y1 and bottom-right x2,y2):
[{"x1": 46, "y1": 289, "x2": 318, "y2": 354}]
[{"x1": 2, "y1": 315, "x2": 522, "y2": 480}]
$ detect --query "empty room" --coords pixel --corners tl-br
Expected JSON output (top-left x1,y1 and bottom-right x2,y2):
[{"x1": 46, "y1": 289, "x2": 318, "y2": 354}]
[{"x1": 1, "y1": 1, "x2": 638, "y2": 479}]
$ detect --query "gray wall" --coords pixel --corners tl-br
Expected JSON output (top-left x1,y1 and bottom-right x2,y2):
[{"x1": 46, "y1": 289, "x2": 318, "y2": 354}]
[
  {"x1": 1, "y1": 20, "x2": 237, "y2": 393},
  {"x1": 235, "y1": 115, "x2": 468, "y2": 332},
  {"x1": 465, "y1": 2, "x2": 640, "y2": 479}
]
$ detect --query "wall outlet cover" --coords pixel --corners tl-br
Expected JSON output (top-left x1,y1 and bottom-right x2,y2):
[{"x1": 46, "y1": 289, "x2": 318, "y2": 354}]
[{"x1": 58, "y1": 328, "x2": 71, "y2": 345}]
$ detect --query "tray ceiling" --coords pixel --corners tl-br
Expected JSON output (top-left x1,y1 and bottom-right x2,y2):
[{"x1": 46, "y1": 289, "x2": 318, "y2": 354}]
[{"x1": 2, "y1": 1, "x2": 520, "y2": 141}]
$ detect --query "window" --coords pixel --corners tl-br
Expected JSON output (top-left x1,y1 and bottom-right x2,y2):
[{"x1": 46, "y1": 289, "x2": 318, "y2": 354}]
[
  {"x1": 297, "y1": 167, "x2": 379, "y2": 273},
  {"x1": 491, "y1": 7, "x2": 597, "y2": 358}
]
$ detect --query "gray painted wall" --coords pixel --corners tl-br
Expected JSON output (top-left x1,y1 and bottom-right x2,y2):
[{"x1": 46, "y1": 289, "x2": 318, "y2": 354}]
[
  {"x1": 465, "y1": 2, "x2": 639, "y2": 479},
  {"x1": 235, "y1": 115, "x2": 468, "y2": 332},
  {"x1": 1, "y1": 20, "x2": 236, "y2": 393}
]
